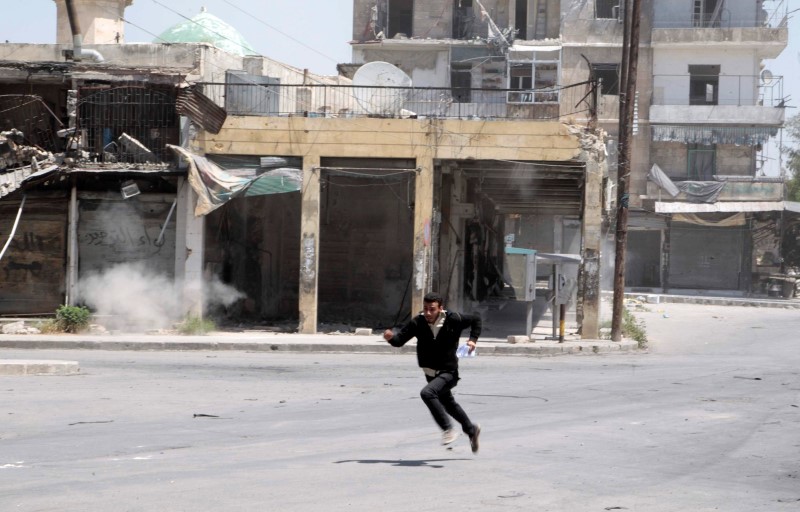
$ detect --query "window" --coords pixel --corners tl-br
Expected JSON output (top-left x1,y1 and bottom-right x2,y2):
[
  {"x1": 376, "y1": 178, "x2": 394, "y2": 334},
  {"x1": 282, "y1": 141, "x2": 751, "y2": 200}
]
[
  {"x1": 693, "y1": 0, "x2": 722, "y2": 28},
  {"x1": 689, "y1": 64, "x2": 719, "y2": 105},
  {"x1": 595, "y1": 0, "x2": 619, "y2": 19},
  {"x1": 388, "y1": 0, "x2": 413, "y2": 38},
  {"x1": 515, "y1": 0, "x2": 529, "y2": 39},
  {"x1": 452, "y1": 0, "x2": 474, "y2": 39},
  {"x1": 510, "y1": 63, "x2": 533, "y2": 90},
  {"x1": 507, "y1": 59, "x2": 559, "y2": 104},
  {"x1": 451, "y1": 64, "x2": 472, "y2": 103},
  {"x1": 687, "y1": 144, "x2": 716, "y2": 180},
  {"x1": 592, "y1": 64, "x2": 620, "y2": 95}
]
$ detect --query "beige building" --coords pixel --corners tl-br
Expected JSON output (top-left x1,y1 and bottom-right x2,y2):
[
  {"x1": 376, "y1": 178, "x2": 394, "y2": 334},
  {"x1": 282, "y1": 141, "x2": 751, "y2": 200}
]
[
  {"x1": 349, "y1": 0, "x2": 792, "y2": 298},
  {"x1": 0, "y1": 1, "x2": 609, "y2": 338}
]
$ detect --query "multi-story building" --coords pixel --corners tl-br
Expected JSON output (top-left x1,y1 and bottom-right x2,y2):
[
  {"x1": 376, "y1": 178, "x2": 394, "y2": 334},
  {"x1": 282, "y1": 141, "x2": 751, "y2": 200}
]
[
  {"x1": 1, "y1": 0, "x2": 609, "y2": 337},
  {"x1": 351, "y1": 0, "x2": 790, "y2": 297}
]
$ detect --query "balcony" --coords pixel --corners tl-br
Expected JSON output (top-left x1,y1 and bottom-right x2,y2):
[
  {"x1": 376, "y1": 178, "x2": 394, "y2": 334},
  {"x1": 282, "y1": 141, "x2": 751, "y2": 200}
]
[
  {"x1": 652, "y1": 0, "x2": 788, "y2": 56},
  {"x1": 650, "y1": 74, "x2": 785, "y2": 127},
  {"x1": 196, "y1": 82, "x2": 594, "y2": 122}
]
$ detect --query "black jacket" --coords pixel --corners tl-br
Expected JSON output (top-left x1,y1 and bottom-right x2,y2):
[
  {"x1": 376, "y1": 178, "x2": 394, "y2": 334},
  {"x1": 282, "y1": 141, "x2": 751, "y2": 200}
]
[{"x1": 388, "y1": 311, "x2": 481, "y2": 372}]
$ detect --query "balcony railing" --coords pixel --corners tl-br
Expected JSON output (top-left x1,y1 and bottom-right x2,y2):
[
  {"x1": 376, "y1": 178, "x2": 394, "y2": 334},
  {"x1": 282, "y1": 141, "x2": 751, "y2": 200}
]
[
  {"x1": 653, "y1": 0, "x2": 787, "y2": 29},
  {"x1": 651, "y1": 74, "x2": 784, "y2": 107},
  {"x1": 196, "y1": 81, "x2": 596, "y2": 122}
]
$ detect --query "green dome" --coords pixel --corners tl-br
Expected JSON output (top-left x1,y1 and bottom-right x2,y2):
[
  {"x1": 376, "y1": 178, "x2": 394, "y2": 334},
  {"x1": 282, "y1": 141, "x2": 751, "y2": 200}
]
[{"x1": 156, "y1": 8, "x2": 257, "y2": 56}]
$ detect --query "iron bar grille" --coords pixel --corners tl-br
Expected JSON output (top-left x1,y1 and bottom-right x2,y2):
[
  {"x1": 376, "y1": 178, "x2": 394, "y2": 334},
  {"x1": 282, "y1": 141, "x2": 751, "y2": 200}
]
[
  {"x1": 77, "y1": 85, "x2": 178, "y2": 163},
  {"x1": 0, "y1": 95, "x2": 61, "y2": 153},
  {"x1": 198, "y1": 81, "x2": 597, "y2": 123}
]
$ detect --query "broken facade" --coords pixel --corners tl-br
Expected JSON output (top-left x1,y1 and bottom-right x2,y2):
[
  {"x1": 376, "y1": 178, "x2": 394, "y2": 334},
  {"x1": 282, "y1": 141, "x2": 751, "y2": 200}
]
[
  {"x1": 352, "y1": 0, "x2": 792, "y2": 297},
  {"x1": 1, "y1": 1, "x2": 609, "y2": 338}
]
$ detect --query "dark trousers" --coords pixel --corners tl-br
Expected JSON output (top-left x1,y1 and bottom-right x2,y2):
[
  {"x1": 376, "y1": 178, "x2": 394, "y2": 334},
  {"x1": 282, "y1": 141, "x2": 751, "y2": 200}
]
[{"x1": 420, "y1": 371, "x2": 476, "y2": 436}]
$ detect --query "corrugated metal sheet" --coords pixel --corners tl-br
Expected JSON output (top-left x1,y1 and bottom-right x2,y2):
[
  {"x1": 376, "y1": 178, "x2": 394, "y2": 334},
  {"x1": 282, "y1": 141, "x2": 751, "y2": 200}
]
[
  {"x1": 0, "y1": 163, "x2": 59, "y2": 198},
  {"x1": 176, "y1": 85, "x2": 227, "y2": 134},
  {"x1": 628, "y1": 211, "x2": 668, "y2": 229}
]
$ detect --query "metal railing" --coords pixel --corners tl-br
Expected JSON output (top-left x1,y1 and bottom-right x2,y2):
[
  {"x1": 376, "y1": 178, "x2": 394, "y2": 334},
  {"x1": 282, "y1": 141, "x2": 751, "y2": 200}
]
[
  {"x1": 196, "y1": 81, "x2": 597, "y2": 122},
  {"x1": 653, "y1": 0, "x2": 787, "y2": 29},
  {"x1": 651, "y1": 74, "x2": 784, "y2": 107}
]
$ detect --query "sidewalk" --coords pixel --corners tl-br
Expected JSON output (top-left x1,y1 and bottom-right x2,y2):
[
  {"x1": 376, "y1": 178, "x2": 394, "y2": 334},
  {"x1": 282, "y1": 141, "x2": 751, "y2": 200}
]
[
  {"x1": 3, "y1": 291, "x2": 795, "y2": 360},
  {"x1": 0, "y1": 329, "x2": 637, "y2": 357}
]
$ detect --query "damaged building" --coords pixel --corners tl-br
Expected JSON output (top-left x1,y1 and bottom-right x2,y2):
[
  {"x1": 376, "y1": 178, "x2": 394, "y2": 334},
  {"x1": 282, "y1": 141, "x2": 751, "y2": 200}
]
[
  {"x1": 0, "y1": 1, "x2": 348, "y2": 327},
  {"x1": 350, "y1": 0, "x2": 795, "y2": 299},
  {"x1": 1, "y1": 0, "x2": 610, "y2": 337}
]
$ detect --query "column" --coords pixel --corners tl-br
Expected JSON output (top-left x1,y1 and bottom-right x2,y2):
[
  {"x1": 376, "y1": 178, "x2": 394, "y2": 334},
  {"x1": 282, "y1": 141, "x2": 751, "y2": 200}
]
[
  {"x1": 412, "y1": 156, "x2": 435, "y2": 315},
  {"x1": 580, "y1": 158, "x2": 602, "y2": 339},
  {"x1": 298, "y1": 155, "x2": 321, "y2": 334}
]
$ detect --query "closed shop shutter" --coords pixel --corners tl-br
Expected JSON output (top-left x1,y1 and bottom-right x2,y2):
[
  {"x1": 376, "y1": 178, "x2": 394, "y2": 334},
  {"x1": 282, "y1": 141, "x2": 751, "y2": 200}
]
[{"x1": 669, "y1": 225, "x2": 743, "y2": 290}]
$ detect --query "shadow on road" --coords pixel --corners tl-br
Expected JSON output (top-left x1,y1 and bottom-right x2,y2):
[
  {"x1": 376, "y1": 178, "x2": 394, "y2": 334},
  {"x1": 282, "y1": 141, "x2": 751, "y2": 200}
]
[{"x1": 334, "y1": 458, "x2": 471, "y2": 468}]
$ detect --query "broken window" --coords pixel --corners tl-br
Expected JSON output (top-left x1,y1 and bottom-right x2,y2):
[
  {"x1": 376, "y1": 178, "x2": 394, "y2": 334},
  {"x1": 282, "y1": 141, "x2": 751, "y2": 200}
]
[
  {"x1": 451, "y1": 63, "x2": 472, "y2": 103},
  {"x1": 507, "y1": 48, "x2": 560, "y2": 104},
  {"x1": 595, "y1": 0, "x2": 620, "y2": 19},
  {"x1": 687, "y1": 144, "x2": 716, "y2": 180},
  {"x1": 693, "y1": 0, "x2": 723, "y2": 28},
  {"x1": 388, "y1": 0, "x2": 413, "y2": 38},
  {"x1": 689, "y1": 65, "x2": 719, "y2": 105},
  {"x1": 591, "y1": 64, "x2": 620, "y2": 95},
  {"x1": 453, "y1": 0, "x2": 474, "y2": 39},
  {"x1": 509, "y1": 63, "x2": 533, "y2": 91}
]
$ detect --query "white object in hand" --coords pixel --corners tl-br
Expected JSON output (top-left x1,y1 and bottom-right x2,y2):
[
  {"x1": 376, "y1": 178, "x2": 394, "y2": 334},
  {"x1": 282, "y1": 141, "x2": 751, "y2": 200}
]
[{"x1": 456, "y1": 344, "x2": 476, "y2": 358}]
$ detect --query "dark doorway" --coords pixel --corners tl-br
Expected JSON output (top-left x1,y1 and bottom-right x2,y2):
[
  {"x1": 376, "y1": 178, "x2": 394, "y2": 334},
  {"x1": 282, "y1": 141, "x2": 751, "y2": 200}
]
[
  {"x1": 689, "y1": 65, "x2": 720, "y2": 105},
  {"x1": 626, "y1": 230, "x2": 661, "y2": 288},
  {"x1": 388, "y1": 0, "x2": 413, "y2": 38},
  {"x1": 318, "y1": 159, "x2": 415, "y2": 327}
]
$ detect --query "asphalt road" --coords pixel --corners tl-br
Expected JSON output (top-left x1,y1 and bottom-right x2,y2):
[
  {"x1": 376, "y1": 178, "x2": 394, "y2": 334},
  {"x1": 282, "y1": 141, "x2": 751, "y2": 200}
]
[{"x1": 1, "y1": 303, "x2": 799, "y2": 511}]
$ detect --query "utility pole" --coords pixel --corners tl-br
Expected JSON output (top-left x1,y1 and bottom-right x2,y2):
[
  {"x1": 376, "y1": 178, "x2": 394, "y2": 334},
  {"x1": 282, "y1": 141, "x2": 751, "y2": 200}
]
[{"x1": 611, "y1": 0, "x2": 642, "y2": 341}]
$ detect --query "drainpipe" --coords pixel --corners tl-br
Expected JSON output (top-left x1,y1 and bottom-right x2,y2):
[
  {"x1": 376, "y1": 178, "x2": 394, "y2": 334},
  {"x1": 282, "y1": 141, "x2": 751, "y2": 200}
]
[{"x1": 64, "y1": 0, "x2": 105, "y2": 63}]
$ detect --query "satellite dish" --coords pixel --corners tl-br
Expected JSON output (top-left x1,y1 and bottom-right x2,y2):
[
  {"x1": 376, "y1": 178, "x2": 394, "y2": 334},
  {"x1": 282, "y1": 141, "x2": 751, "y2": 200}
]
[
  {"x1": 760, "y1": 69, "x2": 774, "y2": 84},
  {"x1": 352, "y1": 61, "x2": 412, "y2": 115}
]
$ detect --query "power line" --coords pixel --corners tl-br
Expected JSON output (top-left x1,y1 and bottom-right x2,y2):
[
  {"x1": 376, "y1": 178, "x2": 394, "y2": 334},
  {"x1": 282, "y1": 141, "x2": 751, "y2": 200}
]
[{"x1": 220, "y1": 0, "x2": 340, "y2": 65}]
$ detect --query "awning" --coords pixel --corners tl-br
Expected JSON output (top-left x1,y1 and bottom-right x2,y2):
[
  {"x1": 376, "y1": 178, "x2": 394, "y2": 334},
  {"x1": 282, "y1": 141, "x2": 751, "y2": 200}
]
[
  {"x1": 652, "y1": 125, "x2": 778, "y2": 145},
  {"x1": 169, "y1": 145, "x2": 301, "y2": 216}
]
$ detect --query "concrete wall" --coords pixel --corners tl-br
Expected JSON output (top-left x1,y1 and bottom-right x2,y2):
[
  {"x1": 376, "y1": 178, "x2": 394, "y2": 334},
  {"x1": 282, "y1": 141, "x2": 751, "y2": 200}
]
[
  {"x1": 54, "y1": 0, "x2": 132, "y2": 44},
  {"x1": 654, "y1": 0, "x2": 762, "y2": 28},
  {"x1": 199, "y1": 117, "x2": 582, "y2": 161},
  {"x1": 0, "y1": 196, "x2": 68, "y2": 315}
]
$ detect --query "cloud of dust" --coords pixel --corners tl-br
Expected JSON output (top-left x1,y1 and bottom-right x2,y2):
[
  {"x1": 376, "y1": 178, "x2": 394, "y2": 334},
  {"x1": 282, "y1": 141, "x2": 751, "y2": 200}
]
[{"x1": 79, "y1": 262, "x2": 244, "y2": 332}]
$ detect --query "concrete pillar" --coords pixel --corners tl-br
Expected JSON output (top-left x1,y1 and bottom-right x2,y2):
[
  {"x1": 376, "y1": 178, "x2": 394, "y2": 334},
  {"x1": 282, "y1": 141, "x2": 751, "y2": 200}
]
[
  {"x1": 298, "y1": 155, "x2": 321, "y2": 334},
  {"x1": 65, "y1": 184, "x2": 79, "y2": 305},
  {"x1": 174, "y1": 177, "x2": 205, "y2": 318},
  {"x1": 411, "y1": 156, "x2": 435, "y2": 315},
  {"x1": 580, "y1": 158, "x2": 603, "y2": 339},
  {"x1": 54, "y1": 0, "x2": 132, "y2": 44}
]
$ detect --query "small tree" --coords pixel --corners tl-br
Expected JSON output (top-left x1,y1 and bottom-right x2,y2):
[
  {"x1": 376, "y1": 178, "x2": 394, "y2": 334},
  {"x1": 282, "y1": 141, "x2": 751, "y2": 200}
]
[{"x1": 783, "y1": 115, "x2": 800, "y2": 201}]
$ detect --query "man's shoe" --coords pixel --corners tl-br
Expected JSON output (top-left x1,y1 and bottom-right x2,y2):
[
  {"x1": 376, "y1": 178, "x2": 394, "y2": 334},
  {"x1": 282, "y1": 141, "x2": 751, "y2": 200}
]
[
  {"x1": 442, "y1": 428, "x2": 459, "y2": 445},
  {"x1": 469, "y1": 424, "x2": 481, "y2": 453}
]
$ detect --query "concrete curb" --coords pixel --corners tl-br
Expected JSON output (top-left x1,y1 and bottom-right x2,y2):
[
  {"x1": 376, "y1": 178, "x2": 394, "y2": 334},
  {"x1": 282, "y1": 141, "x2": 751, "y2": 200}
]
[
  {"x1": 623, "y1": 292, "x2": 800, "y2": 309},
  {"x1": 0, "y1": 337, "x2": 638, "y2": 356},
  {"x1": 0, "y1": 359, "x2": 80, "y2": 375}
]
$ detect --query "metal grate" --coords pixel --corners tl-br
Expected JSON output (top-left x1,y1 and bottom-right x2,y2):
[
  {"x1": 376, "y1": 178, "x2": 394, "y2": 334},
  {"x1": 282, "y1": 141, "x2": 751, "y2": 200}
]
[
  {"x1": 0, "y1": 94, "x2": 61, "y2": 152},
  {"x1": 77, "y1": 85, "x2": 178, "y2": 163}
]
